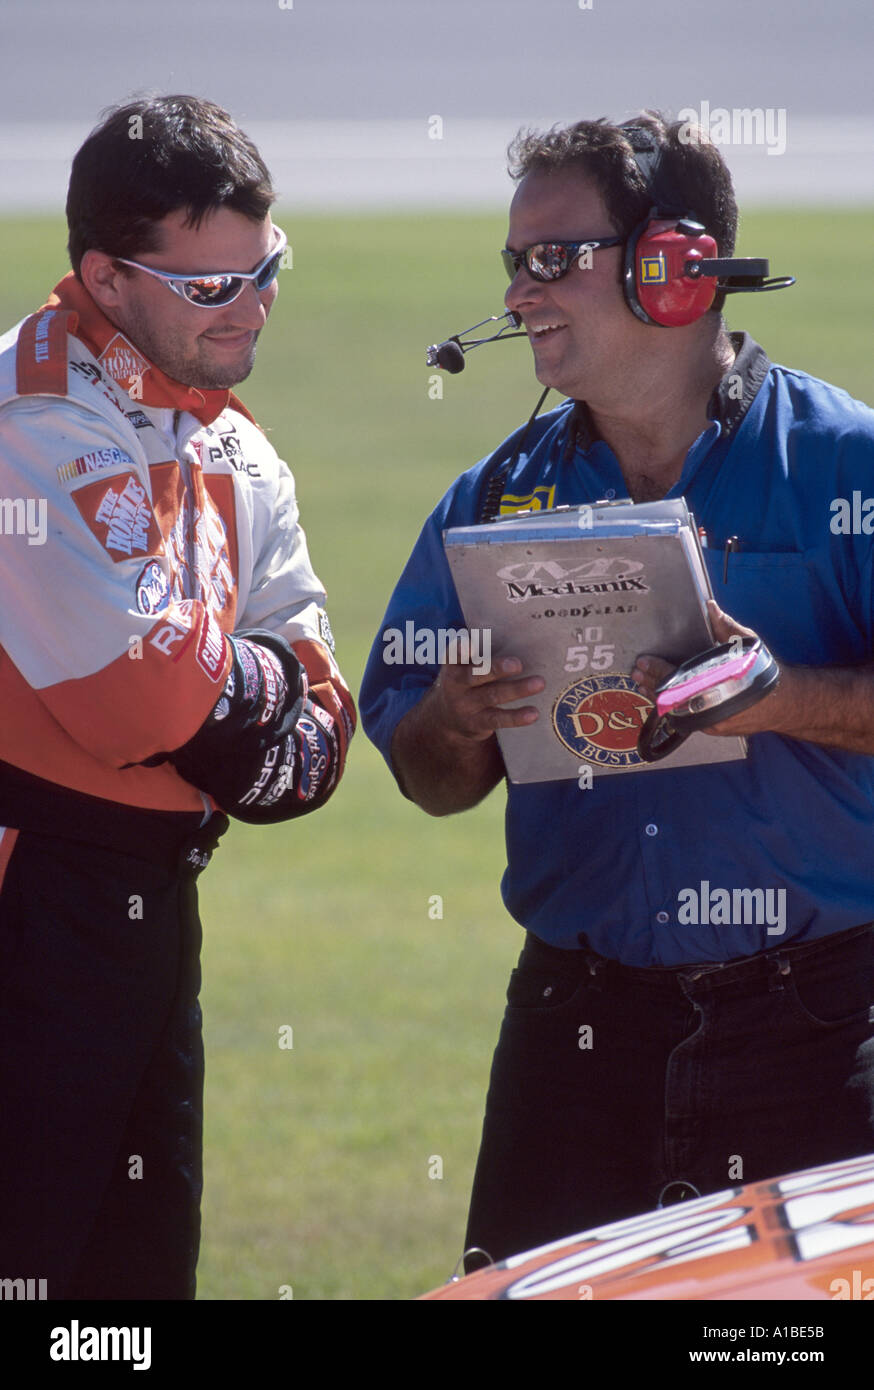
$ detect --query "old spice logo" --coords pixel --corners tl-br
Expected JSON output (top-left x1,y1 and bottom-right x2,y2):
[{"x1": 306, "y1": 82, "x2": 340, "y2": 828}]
[
  {"x1": 135, "y1": 559, "x2": 170, "y2": 616},
  {"x1": 94, "y1": 476, "x2": 153, "y2": 555},
  {"x1": 99, "y1": 332, "x2": 151, "y2": 387}
]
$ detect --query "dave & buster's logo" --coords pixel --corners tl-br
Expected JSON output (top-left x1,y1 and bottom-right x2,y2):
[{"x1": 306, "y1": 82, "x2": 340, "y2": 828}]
[{"x1": 553, "y1": 675, "x2": 652, "y2": 767}]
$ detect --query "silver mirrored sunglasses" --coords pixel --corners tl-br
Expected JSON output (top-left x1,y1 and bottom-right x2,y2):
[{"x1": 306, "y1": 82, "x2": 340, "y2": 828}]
[{"x1": 114, "y1": 228, "x2": 287, "y2": 307}]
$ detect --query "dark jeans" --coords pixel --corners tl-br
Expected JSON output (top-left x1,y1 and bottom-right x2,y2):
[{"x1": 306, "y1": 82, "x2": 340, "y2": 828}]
[
  {"x1": 0, "y1": 814, "x2": 226, "y2": 1300},
  {"x1": 464, "y1": 924, "x2": 874, "y2": 1269}
]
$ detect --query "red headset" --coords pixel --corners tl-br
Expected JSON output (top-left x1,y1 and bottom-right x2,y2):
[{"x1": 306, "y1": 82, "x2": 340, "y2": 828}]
[{"x1": 621, "y1": 126, "x2": 793, "y2": 328}]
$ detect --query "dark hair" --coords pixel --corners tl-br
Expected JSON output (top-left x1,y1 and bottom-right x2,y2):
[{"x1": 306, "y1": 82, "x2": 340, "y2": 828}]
[
  {"x1": 67, "y1": 95, "x2": 275, "y2": 277},
  {"x1": 507, "y1": 112, "x2": 738, "y2": 258}
]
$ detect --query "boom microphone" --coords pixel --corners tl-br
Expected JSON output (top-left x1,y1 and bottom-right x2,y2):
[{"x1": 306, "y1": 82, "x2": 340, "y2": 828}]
[
  {"x1": 426, "y1": 309, "x2": 525, "y2": 373},
  {"x1": 432, "y1": 340, "x2": 466, "y2": 373}
]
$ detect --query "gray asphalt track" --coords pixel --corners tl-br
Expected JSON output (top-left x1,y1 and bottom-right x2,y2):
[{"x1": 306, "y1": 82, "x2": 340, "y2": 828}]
[{"x1": 1, "y1": 0, "x2": 870, "y2": 209}]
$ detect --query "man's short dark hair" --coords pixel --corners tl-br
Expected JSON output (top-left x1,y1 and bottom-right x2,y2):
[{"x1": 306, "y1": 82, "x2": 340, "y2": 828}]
[
  {"x1": 67, "y1": 95, "x2": 275, "y2": 278},
  {"x1": 507, "y1": 112, "x2": 738, "y2": 258}
]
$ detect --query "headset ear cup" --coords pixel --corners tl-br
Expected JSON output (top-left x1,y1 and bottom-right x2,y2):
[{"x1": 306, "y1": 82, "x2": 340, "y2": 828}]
[
  {"x1": 623, "y1": 218, "x2": 656, "y2": 325},
  {"x1": 625, "y1": 213, "x2": 719, "y2": 328}
]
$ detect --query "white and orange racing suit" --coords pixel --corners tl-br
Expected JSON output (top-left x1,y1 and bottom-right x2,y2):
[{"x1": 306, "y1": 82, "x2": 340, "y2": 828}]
[{"x1": 0, "y1": 273, "x2": 355, "y2": 1298}]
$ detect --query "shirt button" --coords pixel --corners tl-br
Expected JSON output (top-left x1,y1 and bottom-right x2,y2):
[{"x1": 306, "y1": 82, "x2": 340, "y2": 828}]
[
  {"x1": 645, "y1": 823, "x2": 658, "y2": 836},
  {"x1": 656, "y1": 911, "x2": 670, "y2": 923},
  {"x1": 605, "y1": 488, "x2": 616, "y2": 499}
]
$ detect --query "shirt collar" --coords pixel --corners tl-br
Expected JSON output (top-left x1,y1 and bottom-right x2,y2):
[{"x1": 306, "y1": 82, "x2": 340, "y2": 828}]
[
  {"x1": 565, "y1": 331, "x2": 772, "y2": 459},
  {"x1": 45, "y1": 272, "x2": 237, "y2": 427}
]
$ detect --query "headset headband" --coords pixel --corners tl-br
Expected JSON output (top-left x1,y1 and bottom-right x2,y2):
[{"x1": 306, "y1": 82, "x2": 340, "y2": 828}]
[
  {"x1": 620, "y1": 124, "x2": 687, "y2": 216},
  {"x1": 618, "y1": 121, "x2": 795, "y2": 307}
]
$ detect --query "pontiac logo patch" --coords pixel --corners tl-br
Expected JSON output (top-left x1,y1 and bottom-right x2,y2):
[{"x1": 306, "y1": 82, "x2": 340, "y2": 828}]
[{"x1": 553, "y1": 675, "x2": 652, "y2": 766}]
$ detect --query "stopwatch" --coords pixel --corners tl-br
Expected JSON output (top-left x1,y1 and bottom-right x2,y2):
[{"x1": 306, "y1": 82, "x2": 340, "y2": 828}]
[{"x1": 637, "y1": 637, "x2": 780, "y2": 762}]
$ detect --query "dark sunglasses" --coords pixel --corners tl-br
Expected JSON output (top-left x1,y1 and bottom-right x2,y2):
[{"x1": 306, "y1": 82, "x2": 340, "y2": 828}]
[
  {"x1": 501, "y1": 236, "x2": 625, "y2": 283},
  {"x1": 114, "y1": 228, "x2": 287, "y2": 307}
]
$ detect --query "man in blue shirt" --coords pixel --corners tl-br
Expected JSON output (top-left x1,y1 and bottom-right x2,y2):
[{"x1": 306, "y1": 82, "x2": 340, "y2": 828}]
[{"x1": 360, "y1": 113, "x2": 874, "y2": 1267}]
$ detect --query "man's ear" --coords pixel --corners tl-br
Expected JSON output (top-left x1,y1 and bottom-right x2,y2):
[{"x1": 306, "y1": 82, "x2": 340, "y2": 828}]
[{"x1": 80, "y1": 249, "x2": 129, "y2": 313}]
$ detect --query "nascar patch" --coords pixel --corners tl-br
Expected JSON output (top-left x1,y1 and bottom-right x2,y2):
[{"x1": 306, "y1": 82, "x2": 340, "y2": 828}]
[{"x1": 57, "y1": 446, "x2": 136, "y2": 486}]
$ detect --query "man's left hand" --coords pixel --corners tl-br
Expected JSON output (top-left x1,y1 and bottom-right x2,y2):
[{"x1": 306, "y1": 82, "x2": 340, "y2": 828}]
[{"x1": 631, "y1": 599, "x2": 789, "y2": 738}]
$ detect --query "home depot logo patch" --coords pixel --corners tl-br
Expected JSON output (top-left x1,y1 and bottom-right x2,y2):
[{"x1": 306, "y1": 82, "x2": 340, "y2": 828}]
[
  {"x1": 73, "y1": 472, "x2": 164, "y2": 562},
  {"x1": 98, "y1": 333, "x2": 151, "y2": 389}
]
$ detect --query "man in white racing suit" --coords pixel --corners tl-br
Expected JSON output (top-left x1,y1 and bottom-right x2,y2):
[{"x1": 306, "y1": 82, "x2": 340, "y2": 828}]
[{"x1": 0, "y1": 94, "x2": 355, "y2": 1299}]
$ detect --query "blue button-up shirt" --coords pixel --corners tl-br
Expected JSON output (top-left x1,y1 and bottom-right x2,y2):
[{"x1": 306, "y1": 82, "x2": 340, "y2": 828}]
[{"x1": 360, "y1": 335, "x2": 874, "y2": 965}]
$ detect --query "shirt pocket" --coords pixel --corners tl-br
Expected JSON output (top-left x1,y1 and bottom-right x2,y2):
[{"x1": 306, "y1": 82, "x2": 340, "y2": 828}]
[{"x1": 704, "y1": 548, "x2": 854, "y2": 664}]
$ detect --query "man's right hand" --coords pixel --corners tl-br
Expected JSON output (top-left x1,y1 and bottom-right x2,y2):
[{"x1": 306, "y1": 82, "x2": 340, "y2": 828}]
[
  {"x1": 430, "y1": 656, "x2": 545, "y2": 742},
  {"x1": 150, "y1": 629, "x2": 345, "y2": 822},
  {"x1": 390, "y1": 656, "x2": 545, "y2": 815}
]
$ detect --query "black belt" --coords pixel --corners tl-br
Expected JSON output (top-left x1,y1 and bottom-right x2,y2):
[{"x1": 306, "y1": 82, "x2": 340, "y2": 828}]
[
  {"x1": 0, "y1": 759, "x2": 226, "y2": 870},
  {"x1": 520, "y1": 920, "x2": 874, "y2": 999}
]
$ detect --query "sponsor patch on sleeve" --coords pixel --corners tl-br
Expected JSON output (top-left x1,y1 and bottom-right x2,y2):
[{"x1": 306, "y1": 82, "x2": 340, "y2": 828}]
[
  {"x1": 57, "y1": 446, "x2": 137, "y2": 486},
  {"x1": 317, "y1": 607, "x2": 336, "y2": 653},
  {"x1": 135, "y1": 559, "x2": 170, "y2": 615},
  {"x1": 72, "y1": 471, "x2": 164, "y2": 562},
  {"x1": 126, "y1": 409, "x2": 153, "y2": 431},
  {"x1": 195, "y1": 609, "x2": 228, "y2": 683}
]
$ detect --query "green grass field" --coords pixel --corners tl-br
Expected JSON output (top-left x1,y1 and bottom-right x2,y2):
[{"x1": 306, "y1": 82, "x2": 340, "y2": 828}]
[{"x1": 1, "y1": 208, "x2": 872, "y2": 1299}]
